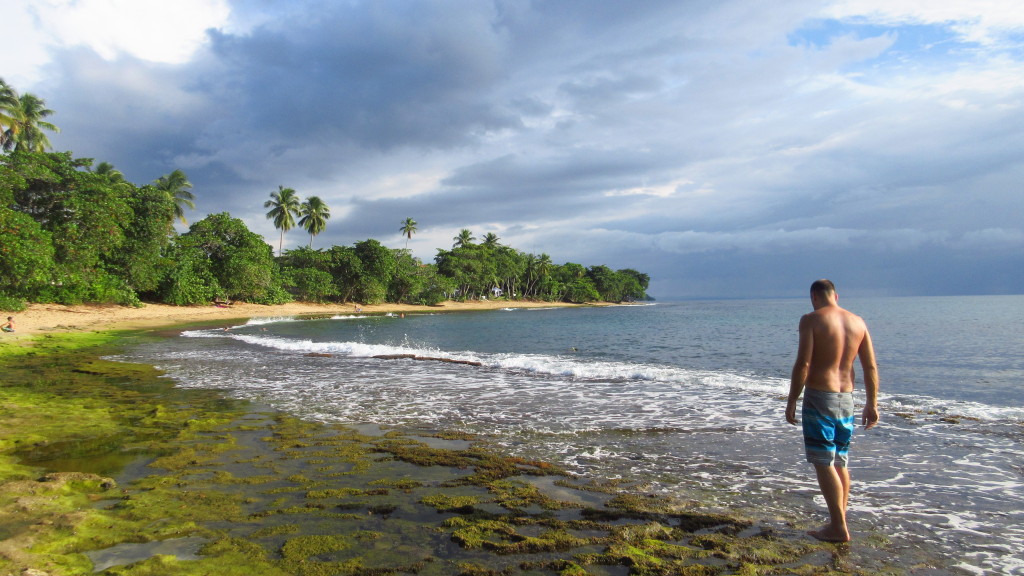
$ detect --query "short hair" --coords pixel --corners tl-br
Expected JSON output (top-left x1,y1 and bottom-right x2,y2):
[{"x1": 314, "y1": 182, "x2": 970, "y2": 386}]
[{"x1": 810, "y1": 279, "x2": 836, "y2": 296}]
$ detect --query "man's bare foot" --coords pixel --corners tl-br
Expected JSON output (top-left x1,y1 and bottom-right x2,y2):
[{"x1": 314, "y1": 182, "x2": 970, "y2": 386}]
[{"x1": 808, "y1": 525, "x2": 851, "y2": 542}]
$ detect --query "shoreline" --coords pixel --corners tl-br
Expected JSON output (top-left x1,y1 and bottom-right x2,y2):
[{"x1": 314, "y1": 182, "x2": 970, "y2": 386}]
[
  {"x1": 0, "y1": 308, "x2": 907, "y2": 574},
  {"x1": 5, "y1": 299, "x2": 594, "y2": 337}
]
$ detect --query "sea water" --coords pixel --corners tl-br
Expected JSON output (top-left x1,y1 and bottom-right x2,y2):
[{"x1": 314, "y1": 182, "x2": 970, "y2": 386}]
[{"x1": 114, "y1": 296, "x2": 1024, "y2": 574}]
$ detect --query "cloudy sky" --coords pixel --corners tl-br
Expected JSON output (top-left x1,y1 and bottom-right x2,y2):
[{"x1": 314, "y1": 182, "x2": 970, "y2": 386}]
[{"x1": 4, "y1": 0, "x2": 1023, "y2": 299}]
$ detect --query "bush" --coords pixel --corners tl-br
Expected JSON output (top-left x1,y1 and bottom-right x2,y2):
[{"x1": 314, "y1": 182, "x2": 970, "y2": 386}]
[
  {"x1": 159, "y1": 253, "x2": 218, "y2": 306},
  {"x1": 288, "y1": 268, "x2": 338, "y2": 303},
  {"x1": 0, "y1": 293, "x2": 26, "y2": 312},
  {"x1": 418, "y1": 288, "x2": 446, "y2": 306},
  {"x1": 563, "y1": 278, "x2": 600, "y2": 304},
  {"x1": 0, "y1": 207, "x2": 54, "y2": 298},
  {"x1": 357, "y1": 279, "x2": 387, "y2": 305}
]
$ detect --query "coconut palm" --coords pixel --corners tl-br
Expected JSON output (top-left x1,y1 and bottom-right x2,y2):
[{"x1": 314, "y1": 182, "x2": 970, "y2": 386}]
[
  {"x1": 399, "y1": 217, "x2": 418, "y2": 249},
  {"x1": 482, "y1": 232, "x2": 500, "y2": 248},
  {"x1": 95, "y1": 161, "x2": 125, "y2": 182},
  {"x1": 453, "y1": 229, "x2": 475, "y2": 248},
  {"x1": 154, "y1": 169, "x2": 195, "y2": 225},
  {"x1": 264, "y1": 185, "x2": 301, "y2": 256},
  {"x1": 525, "y1": 253, "x2": 552, "y2": 296},
  {"x1": 0, "y1": 89, "x2": 60, "y2": 152},
  {"x1": 298, "y1": 195, "x2": 330, "y2": 247},
  {"x1": 0, "y1": 78, "x2": 16, "y2": 150}
]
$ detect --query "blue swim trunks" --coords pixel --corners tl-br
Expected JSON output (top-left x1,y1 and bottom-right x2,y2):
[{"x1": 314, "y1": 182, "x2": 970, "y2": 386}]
[{"x1": 802, "y1": 388, "x2": 855, "y2": 468}]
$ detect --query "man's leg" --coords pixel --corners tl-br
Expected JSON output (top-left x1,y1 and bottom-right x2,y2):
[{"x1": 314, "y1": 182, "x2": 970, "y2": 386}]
[
  {"x1": 837, "y1": 465, "x2": 850, "y2": 512},
  {"x1": 809, "y1": 464, "x2": 851, "y2": 542}
]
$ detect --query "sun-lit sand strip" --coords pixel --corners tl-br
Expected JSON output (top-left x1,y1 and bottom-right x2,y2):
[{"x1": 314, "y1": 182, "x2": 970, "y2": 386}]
[{"x1": 5, "y1": 300, "x2": 589, "y2": 336}]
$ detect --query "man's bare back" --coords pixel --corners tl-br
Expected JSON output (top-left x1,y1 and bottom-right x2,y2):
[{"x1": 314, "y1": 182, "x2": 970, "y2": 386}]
[
  {"x1": 801, "y1": 304, "x2": 870, "y2": 393},
  {"x1": 787, "y1": 287, "x2": 878, "y2": 408}
]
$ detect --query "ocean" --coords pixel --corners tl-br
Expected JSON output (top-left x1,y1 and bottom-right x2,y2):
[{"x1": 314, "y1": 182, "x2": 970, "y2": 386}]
[{"x1": 114, "y1": 295, "x2": 1024, "y2": 574}]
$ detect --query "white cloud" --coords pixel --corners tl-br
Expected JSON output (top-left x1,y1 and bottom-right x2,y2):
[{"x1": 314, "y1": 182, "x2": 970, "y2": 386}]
[
  {"x1": 0, "y1": 0, "x2": 231, "y2": 86},
  {"x1": 824, "y1": 0, "x2": 1024, "y2": 46}
]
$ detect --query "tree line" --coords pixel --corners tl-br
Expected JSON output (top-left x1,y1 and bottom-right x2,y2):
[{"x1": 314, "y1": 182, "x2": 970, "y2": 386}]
[{"x1": 0, "y1": 79, "x2": 649, "y2": 310}]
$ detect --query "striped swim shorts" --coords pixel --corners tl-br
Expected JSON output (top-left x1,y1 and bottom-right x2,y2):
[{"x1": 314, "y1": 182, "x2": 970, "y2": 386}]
[{"x1": 802, "y1": 388, "x2": 855, "y2": 468}]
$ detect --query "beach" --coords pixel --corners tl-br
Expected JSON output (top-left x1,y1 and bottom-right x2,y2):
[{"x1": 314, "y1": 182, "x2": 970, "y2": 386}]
[
  {"x1": 0, "y1": 299, "x2": 879, "y2": 575},
  {"x1": 6, "y1": 301, "x2": 839, "y2": 573},
  {"x1": 6, "y1": 299, "x2": 582, "y2": 337},
  {"x1": 5, "y1": 297, "x2": 1016, "y2": 574}
]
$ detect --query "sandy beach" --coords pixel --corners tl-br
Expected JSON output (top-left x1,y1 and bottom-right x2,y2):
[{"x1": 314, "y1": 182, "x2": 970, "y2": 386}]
[{"x1": 4, "y1": 299, "x2": 582, "y2": 337}]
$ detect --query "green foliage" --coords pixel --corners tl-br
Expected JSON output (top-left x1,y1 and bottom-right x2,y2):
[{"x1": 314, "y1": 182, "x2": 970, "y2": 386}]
[
  {"x1": 357, "y1": 278, "x2": 388, "y2": 305},
  {"x1": 563, "y1": 278, "x2": 600, "y2": 303},
  {"x1": 298, "y1": 195, "x2": 330, "y2": 247},
  {"x1": 0, "y1": 293, "x2": 26, "y2": 312},
  {"x1": 0, "y1": 148, "x2": 650, "y2": 307},
  {"x1": 36, "y1": 270, "x2": 141, "y2": 306},
  {"x1": 354, "y1": 238, "x2": 397, "y2": 284},
  {"x1": 264, "y1": 185, "x2": 301, "y2": 256},
  {"x1": 0, "y1": 206, "x2": 54, "y2": 297},
  {"x1": 111, "y1": 184, "x2": 176, "y2": 294},
  {"x1": 153, "y1": 168, "x2": 195, "y2": 225},
  {"x1": 176, "y1": 213, "x2": 291, "y2": 305},
  {"x1": 287, "y1": 268, "x2": 337, "y2": 302},
  {"x1": 158, "y1": 244, "x2": 219, "y2": 306}
]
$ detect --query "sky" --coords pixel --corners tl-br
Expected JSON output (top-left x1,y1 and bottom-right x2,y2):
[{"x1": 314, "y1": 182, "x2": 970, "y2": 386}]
[{"x1": 3, "y1": 0, "x2": 1023, "y2": 299}]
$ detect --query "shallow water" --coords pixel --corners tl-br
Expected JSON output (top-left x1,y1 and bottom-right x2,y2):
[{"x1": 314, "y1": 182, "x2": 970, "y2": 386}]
[{"x1": 114, "y1": 296, "x2": 1024, "y2": 574}]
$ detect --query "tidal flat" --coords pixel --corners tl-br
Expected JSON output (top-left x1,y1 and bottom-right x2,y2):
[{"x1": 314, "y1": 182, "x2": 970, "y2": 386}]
[{"x1": 0, "y1": 330, "x2": 900, "y2": 575}]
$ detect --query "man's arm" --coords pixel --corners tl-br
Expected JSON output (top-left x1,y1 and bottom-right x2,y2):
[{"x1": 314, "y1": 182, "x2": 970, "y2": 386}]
[
  {"x1": 786, "y1": 315, "x2": 813, "y2": 425},
  {"x1": 858, "y1": 329, "x2": 879, "y2": 429}
]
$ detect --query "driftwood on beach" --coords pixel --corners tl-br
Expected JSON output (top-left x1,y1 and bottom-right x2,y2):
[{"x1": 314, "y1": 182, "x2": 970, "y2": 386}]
[{"x1": 373, "y1": 353, "x2": 483, "y2": 367}]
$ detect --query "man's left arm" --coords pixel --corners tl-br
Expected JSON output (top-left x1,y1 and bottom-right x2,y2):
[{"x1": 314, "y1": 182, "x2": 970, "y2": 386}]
[
  {"x1": 858, "y1": 329, "x2": 879, "y2": 429},
  {"x1": 787, "y1": 315, "x2": 813, "y2": 425}
]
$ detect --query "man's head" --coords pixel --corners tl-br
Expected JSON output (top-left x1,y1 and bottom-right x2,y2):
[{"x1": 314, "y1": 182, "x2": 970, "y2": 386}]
[{"x1": 809, "y1": 279, "x2": 837, "y2": 308}]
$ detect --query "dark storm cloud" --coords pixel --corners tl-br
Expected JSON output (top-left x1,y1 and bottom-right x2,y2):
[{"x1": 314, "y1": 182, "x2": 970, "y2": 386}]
[
  {"x1": 29, "y1": 0, "x2": 1024, "y2": 298},
  {"x1": 204, "y1": 1, "x2": 520, "y2": 150}
]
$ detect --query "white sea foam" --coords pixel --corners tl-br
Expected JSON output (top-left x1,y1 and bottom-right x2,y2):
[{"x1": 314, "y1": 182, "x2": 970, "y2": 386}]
[{"x1": 181, "y1": 328, "x2": 1021, "y2": 427}]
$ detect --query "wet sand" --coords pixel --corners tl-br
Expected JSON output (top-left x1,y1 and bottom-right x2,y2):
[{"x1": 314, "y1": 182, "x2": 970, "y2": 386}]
[{"x1": 4, "y1": 299, "x2": 585, "y2": 337}]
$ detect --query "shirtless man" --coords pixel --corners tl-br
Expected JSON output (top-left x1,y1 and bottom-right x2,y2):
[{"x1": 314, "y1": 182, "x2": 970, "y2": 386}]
[{"x1": 786, "y1": 279, "x2": 879, "y2": 542}]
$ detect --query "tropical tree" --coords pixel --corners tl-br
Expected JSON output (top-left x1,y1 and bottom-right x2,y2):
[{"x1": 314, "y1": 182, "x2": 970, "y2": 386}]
[
  {"x1": 0, "y1": 88, "x2": 60, "y2": 152},
  {"x1": 400, "y1": 217, "x2": 418, "y2": 249},
  {"x1": 298, "y1": 195, "x2": 330, "y2": 247},
  {"x1": 264, "y1": 185, "x2": 301, "y2": 256},
  {"x1": 453, "y1": 229, "x2": 475, "y2": 248},
  {"x1": 525, "y1": 253, "x2": 552, "y2": 297},
  {"x1": 482, "y1": 232, "x2": 500, "y2": 248},
  {"x1": 167, "y1": 212, "x2": 290, "y2": 304},
  {"x1": 353, "y1": 239, "x2": 398, "y2": 304},
  {"x1": 0, "y1": 78, "x2": 16, "y2": 150},
  {"x1": 94, "y1": 161, "x2": 125, "y2": 182},
  {"x1": 154, "y1": 169, "x2": 195, "y2": 226}
]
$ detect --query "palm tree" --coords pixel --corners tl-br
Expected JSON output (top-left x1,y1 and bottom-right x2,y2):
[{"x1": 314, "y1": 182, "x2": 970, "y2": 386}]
[
  {"x1": 264, "y1": 185, "x2": 301, "y2": 256},
  {"x1": 453, "y1": 229, "x2": 475, "y2": 248},
  {"x1": 154, "y1": 169, "x2": 195, "y2": 225},
  {"x1": 399, "y1": 217, "x2": 418, "y2": 249},
  {"x1": 482, "y1": 232, "x2": 500, "y2": 248},
  {"x1": 95, "y1": 161, "x2": 125, "y2": 182},
  {"x1": 0, "y1": 78, "x2": 16, "y2": 150},
  {"x1": 525, "y1": 253, "x2": 552, "y2": 297},
  {"x1": 0, "y1": 89, "x2": 60, "y2": 152},
  {"x1": 298, "y1": 195, "x2": 330, "y2": 247}
]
